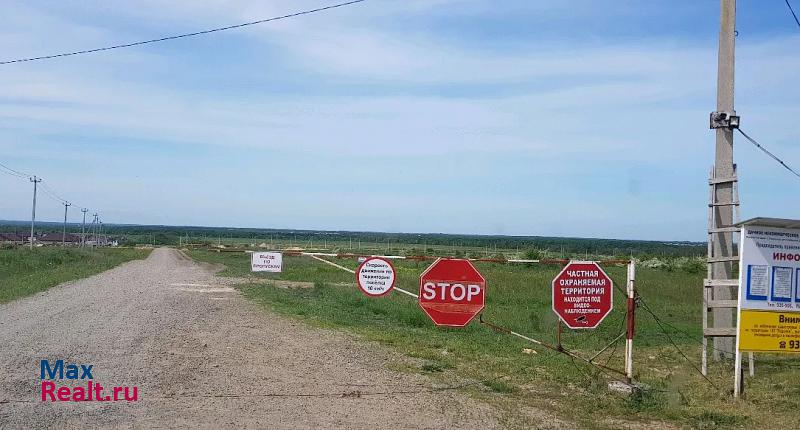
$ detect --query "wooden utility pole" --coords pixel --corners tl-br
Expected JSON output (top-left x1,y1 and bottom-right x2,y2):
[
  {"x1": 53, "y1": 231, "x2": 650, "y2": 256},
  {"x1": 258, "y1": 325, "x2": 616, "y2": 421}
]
[{"x1": 704, "y1": 0, "x2": 740, "y2": 367}]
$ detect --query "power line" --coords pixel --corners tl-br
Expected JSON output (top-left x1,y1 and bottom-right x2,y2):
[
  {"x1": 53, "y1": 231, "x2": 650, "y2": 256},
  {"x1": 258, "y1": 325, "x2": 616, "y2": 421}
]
[
  {"x1": 737, "y1": 128, "x2": 800, "y2": 179},
  {"x1": 786, "y1": 0, "x2": 800, "y2": 29},
  {"x1": 40, "y1": 182, "x2": 67, "y2": 203},
  {"x1": 0, "y1": 0, "x2": 368, "y2": 66},
  {"x1": 0, "y1": 167, "x2": 26, "y2": 179},
  {"x1": 35, "y1": 181, "x2": 94, "y2": 213},
  {"x1": 0, "y1": 162, "x2": 30, "y2": 178},
  {"x1": 43, "y1": 182, "x2": 93, "y2": 212},
  {"x1": 1, "y1": 159, "x2": 94, "y2": 213}
]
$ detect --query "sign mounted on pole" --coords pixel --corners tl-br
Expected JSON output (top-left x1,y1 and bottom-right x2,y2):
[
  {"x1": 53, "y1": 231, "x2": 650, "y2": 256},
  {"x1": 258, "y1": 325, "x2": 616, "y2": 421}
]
[
  {"x1": 552, "y1": 261, "x2": 613, "y2": 329},
  {"x1": 418, "y1": 258, "x2": 486, "y2": 327},
  {"x1": 736, "y1": 219, "x2": 800, "y2": 354},
  {"x1": 356, "y1": 257, "x2": 396, "y2": 297},
  {"x1": 251, "y1": 251, "x2": 283, "y2": 273}
]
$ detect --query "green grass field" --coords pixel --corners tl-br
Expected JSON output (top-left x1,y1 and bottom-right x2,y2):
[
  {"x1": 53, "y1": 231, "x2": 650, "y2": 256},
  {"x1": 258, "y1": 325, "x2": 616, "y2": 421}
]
[
  {"x1": 0, "y1": 247, "x2": 151, "y2": 303},
  {"x1": 189, "y1": 249, "x2": 799, "y2": 429}
]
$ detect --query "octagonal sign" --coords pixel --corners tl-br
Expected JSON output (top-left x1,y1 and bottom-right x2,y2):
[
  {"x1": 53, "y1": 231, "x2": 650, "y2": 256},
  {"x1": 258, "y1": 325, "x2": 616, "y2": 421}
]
[
  {"x1": 552, "y1": 261, "x2": 613, "y2": 329},
  {"x1": 419, "y1": 258, "x2": 486, "y2": 327}
]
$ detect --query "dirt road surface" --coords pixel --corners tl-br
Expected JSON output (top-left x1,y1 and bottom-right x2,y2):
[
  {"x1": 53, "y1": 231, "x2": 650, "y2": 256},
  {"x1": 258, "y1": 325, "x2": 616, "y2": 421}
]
[{"x1": 0, "y1": 248, "x2": 564, "y2": 429}]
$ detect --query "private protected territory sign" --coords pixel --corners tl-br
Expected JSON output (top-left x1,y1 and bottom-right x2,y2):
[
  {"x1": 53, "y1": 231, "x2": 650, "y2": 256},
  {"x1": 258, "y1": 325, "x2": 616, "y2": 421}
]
[
  {"x1": 552, "y1": 261, "x2": 613, "y2": 329},
  {"x1": 737, "y1": 223, "x2": 800, "y2": 353},
  {"x1": 251, "y1": 252, "x2": 282, "y2": 273}
]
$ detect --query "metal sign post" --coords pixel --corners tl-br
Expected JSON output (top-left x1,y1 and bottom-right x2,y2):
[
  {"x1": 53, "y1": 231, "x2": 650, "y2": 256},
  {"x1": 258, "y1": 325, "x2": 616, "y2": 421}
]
[{"x1": 624, "y1": 261, "x2": 636, "y2": 383}]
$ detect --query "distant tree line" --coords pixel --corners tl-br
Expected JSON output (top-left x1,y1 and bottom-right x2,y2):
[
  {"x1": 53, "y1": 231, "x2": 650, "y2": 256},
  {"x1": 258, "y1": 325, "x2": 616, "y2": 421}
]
[{"x1": 73, "y1": 224, "x2": 704, "y2": 257}]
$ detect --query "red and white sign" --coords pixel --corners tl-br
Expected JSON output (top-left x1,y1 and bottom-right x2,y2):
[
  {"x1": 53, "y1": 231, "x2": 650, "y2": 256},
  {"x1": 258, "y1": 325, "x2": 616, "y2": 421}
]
[
  {"x1": 419, "y1": 258, "x2": 486, "y2": 327},
  {"x1": 552, "y1": 261, "x2": 613, "y2": 329},
  {"x1": 357, "y1": 257, "x2": 396, "y2": 297}
]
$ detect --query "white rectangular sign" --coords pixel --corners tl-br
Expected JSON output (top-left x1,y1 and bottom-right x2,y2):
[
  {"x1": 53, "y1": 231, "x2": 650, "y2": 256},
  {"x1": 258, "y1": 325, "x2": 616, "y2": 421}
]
[
  {"x1": 737, "y1": 224, "x2": 800, "y2": 354},
  {"x1": 251, "y1": 251, "x2": 283, "y2": 273},
  {"x1": 739, "y1": 226, "x2": 800, "y2": 312}
]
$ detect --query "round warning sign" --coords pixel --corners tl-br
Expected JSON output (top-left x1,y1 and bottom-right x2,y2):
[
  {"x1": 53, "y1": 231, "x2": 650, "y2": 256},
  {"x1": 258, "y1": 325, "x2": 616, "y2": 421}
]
[{"x1": 356, "y1": 257, "x2": 396, "y2": 297}]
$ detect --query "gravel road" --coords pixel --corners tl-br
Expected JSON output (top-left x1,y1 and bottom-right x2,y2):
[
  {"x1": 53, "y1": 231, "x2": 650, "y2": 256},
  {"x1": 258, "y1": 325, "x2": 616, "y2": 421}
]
[{"x1": 0, "y1": 248, "x2": 563, "y2": 429}]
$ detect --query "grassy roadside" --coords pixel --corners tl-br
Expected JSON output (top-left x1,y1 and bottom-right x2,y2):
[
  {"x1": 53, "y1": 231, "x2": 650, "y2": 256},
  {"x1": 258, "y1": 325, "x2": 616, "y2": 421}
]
[
  {"x1": 0, "y1": 247, "x2": 151, "y2": 303},
  {"x1": 188, "y1": 250, "x2": 800, "y2": 429}
]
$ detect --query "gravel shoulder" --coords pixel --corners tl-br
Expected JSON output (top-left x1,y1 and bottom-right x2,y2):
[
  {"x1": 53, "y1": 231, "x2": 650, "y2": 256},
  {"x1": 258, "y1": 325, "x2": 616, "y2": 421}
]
[{"x1": 0, "y1": 248, "x2": 566, "y2": 429}]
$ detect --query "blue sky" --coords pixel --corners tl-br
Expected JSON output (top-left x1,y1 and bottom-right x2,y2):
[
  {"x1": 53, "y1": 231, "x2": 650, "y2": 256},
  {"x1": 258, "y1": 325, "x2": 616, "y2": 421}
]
[{"x1": 0, "y1": 0, "x2": 798, "y2": 240}]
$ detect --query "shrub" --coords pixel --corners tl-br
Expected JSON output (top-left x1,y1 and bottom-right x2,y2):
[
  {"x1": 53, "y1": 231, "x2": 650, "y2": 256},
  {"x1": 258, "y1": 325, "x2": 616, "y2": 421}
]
[{"x1": 523, "y1": 248, "x2": 542, "y2": 260}]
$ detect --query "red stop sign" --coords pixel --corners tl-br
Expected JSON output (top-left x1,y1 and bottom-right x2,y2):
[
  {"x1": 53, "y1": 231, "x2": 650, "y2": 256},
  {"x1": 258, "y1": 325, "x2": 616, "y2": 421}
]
[
  {"x1": 552, "y1": 261, "x2": 613, "y2": 329},
  {"x1": 419, "y1": 258, "x2": 486, "y2": 327}
]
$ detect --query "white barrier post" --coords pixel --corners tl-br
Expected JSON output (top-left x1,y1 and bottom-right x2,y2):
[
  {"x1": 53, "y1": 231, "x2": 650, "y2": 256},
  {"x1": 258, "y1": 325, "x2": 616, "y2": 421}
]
[{"x1": 625, "y1": 261, "x2": 636, "y2": 383}]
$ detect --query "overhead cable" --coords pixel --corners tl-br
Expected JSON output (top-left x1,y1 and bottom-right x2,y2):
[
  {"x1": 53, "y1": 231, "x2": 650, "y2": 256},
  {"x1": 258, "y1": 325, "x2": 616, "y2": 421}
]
[
  {"x1": 738, "y1": 128, "x2": 800, "y2": 179},
  {"x1": 0, "y1": 0, "x2": 368, "y2": 65}
]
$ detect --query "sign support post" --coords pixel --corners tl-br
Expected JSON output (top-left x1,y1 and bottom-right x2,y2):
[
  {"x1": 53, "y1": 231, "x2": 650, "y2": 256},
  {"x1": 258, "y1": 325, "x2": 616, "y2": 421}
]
[
  {"x1": 625, "y1": 261, "x2": 636, "y2": 383},
  {"x1": 556, "y1": 320, "x2": 563, "y2": 350},
  {"x1": 734, "y1": 344, "x2": 743, "y2": 397},
  {"x1": 734, "y1": 226, "x2": 744, "y2": 397}
]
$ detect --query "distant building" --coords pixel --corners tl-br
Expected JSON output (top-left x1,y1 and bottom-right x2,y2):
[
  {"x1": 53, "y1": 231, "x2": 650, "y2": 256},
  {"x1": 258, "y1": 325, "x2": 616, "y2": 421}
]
[
  {"x1": 0, "y1": 231, "x2": 118, "y2": 247},
  {"x1": 0, "y1": 232, "x2": 29, "y2": 245},
  {"x1": 38, "y1": 233, "x2": 83, "y2": 245}
]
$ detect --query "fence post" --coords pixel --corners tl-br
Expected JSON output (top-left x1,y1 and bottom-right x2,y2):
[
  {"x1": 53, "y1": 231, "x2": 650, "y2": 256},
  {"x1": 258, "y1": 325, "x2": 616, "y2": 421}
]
[{"x1": 625, "y1": 260, "x2": 636, "y2": 383}]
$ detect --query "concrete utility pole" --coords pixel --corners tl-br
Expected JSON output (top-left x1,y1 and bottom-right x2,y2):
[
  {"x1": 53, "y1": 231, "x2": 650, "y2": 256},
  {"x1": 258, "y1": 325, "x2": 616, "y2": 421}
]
[
  {"x1": 91, "y1": 213, "x2": 98, "y2": 250},
  {"x1": 81, "y1": 208, "x2": 88, "y2": 248},
  {"x1": 707, "y1": 0, "x2": 739, "y2": 362},
  {"x1": 62, "y1": 202, "x2": 71, "y2": 246},
  {"x1": 29, "y1": 176, "x2": 42, "y2": 249}
]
